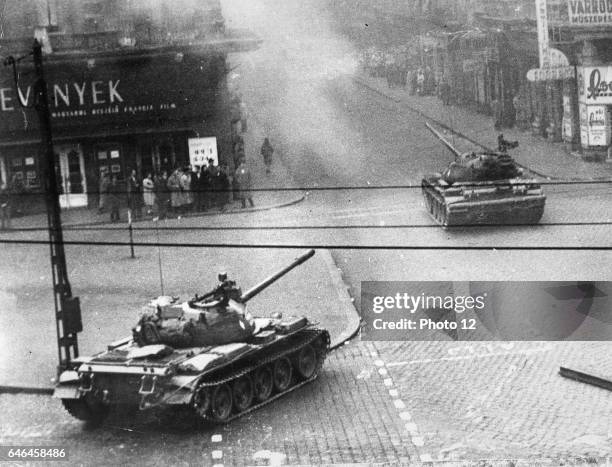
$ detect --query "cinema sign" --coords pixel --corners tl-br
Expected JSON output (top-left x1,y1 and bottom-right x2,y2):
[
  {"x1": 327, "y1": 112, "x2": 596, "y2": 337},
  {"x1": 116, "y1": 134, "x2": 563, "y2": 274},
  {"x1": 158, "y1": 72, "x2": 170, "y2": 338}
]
[{"x1": 568, "y1": 0, "x2": 612, "y2": 25}]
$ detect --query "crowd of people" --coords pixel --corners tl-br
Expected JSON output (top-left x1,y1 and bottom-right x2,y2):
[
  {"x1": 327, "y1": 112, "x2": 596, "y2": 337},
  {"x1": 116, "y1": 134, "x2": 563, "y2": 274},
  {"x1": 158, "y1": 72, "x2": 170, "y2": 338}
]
[
  {"x1": 98, "y1": 161, "x2": 241, "y2": 222},
  {"x1": 359, "y1": 47, "x2": 438, "y2": 96},
  {"x1": 97, "y1": 138, "x2": 274, "y2": 223}
]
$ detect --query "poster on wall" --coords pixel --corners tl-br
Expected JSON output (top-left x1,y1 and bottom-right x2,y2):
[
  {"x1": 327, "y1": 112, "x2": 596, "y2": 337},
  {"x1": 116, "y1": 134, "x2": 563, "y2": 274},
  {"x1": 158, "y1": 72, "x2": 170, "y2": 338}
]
[
  {"x1": 579, "y1": 103, "x2": 611, "y2": 147},
  {"x1": 578, "y1": 66, "x2": 612, "y2": 105},
  {"x1": 188, "y1": 137, "x2": 218, "y2": 167}
]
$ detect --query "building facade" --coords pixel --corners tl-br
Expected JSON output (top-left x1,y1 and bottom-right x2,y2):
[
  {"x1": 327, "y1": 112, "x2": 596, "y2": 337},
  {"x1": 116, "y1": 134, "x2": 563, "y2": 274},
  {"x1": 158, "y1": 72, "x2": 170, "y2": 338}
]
[{"x1": 0, "y1": 0, "x2": 258, "y2": 210}]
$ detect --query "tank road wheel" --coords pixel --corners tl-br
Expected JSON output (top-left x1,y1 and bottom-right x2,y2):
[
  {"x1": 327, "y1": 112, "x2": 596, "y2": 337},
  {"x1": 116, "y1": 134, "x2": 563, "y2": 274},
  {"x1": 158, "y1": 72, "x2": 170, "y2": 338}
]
[
  {"x1": 273, "y1": 357, "x2": 293, "y2": 393},
  {"x1": 62, "y1": 398, "x2": 109, "y2": 425},
  {"x1": 253, "y1": 366, "x2": 274, "y2": 402},
  {"x1": 210, "y1": 384, "x2": 233, "y2": 422},
  {"x1": 294, "y1": 344, "x2": 318, "y2": 380},
  {"x1": 232, "y1": 376, "x2": 254, "y2": 413},
  {"x1": 191, "y1": 386, "x2": 211, "y2": 420}
]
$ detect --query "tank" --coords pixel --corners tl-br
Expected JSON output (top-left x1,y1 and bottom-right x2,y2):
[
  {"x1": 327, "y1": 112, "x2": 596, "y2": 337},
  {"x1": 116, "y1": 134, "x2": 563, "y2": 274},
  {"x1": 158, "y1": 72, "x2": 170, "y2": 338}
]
[
  {"x1": 421, "y1": 123, "x2": 546, "y2": 227},
  {"x1": 54, "y1": 250, "x2": 330, "y2": 425}
]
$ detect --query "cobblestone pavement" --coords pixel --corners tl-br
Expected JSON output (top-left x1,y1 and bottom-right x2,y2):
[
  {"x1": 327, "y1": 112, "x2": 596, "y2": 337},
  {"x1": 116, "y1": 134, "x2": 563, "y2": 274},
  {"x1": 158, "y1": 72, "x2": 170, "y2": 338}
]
[
  {"x1": 1, "y1": 341, "x2": 611, "y2": 465},
  {"x1": 375, "y1": 340, "x2": 612, "y2": 464},
  {"x1": 0, "y1": 342, "x2": 419, "y2": 466}
]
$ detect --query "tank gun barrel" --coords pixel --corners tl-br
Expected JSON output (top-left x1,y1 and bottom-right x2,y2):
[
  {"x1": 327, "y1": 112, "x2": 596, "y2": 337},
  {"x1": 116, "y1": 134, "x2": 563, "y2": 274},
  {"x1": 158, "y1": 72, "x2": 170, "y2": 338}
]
[
  {"x1": 425, "y1": 122, "x2": 461, "y2": 159},
  {"x1": 239, "y1": 250, "x2": 315, "y2": 303}
]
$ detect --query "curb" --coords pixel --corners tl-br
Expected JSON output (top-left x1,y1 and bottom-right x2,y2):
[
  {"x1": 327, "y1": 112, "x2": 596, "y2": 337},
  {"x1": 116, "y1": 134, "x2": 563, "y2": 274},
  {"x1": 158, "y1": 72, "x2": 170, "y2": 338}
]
[
  {"x1": 318, "y1": 249, "x2": 362, "y2": 350},
  {"x1": 352, "y1": 75, "x2": 610, "y2": 183},
  {"x1": 8, "y1": 193, "x2": 307, "y2": 232}
]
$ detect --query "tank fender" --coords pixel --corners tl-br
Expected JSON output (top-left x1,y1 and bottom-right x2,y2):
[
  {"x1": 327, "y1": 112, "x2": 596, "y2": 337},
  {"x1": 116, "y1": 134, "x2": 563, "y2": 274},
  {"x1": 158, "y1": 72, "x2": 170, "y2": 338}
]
[
  {"x1": 164, "y1": 375, "x2": 200, "y2": 405},
  {"x1": 53, "y1": 371, "x2": 81, "y2": 399}
]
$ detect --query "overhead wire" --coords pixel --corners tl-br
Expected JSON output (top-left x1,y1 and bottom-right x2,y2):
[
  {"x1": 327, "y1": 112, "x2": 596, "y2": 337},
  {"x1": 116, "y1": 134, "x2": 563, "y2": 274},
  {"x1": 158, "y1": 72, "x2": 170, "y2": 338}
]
[{"x1": 0, "y1": 238, "x2": 609, "y2": 251}]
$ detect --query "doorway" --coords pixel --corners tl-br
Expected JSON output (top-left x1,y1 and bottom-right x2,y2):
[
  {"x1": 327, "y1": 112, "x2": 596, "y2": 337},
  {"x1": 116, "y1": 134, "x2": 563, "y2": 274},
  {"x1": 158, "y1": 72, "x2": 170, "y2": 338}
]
[{"x1": 56, "y1": 145, "x2": 87, "y2": 209}]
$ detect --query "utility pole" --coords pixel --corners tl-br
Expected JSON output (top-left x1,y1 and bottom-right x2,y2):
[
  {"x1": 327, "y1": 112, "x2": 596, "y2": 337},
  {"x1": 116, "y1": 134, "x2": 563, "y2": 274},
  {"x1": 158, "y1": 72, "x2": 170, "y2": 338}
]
[{"x1": 5, "y1": 40, "x2": 82, "y2": 377}]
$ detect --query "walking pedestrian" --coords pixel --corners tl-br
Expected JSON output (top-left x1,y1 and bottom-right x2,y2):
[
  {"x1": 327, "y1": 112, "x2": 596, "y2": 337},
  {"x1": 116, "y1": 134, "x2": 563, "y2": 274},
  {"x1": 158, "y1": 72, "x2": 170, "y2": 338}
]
[
  {"x1": 260, "y1": 137, "x2": 274, "y2": 175},
  {"x1": 0, "y1": 180, "x2": 11, "y2": 230},
  {"x1": 234, "y1": 158, "x2": 255, "y2": 208},
  {"x1": 107, "y1": 175, "x2": 121, "y2": 222},
  {"x1": 143, "y1": 172, "x2": 155, "y2": 215}
]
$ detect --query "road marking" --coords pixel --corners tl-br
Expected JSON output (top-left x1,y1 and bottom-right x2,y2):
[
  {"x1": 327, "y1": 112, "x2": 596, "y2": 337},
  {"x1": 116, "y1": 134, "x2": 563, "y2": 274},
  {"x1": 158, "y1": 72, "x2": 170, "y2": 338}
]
[
  {"x1": 211, "y1": 434, "x2": 222, "y2": 443},
  {"x1": 212, "y1": 450, "x2": 223, "y2": 460},
  {"x1": 252, "y1": 450, "x2": 287, "y2": 466},
  {"x1": 371, "y1": 348, "x2": 433, "y2": 462},
  {"x1": 386, "y1": 346, "x2": 554, "y2": 367}
]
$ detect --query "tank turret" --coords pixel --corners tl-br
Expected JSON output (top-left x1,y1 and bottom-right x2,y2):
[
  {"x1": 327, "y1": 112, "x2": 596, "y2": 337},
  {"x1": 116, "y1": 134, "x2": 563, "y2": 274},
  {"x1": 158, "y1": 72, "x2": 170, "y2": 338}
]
[
  {"x1": 133, "y1": 250, "x2": 316, "y2": 348},
  {"x1": 425, "y1": 122, "x2": 520, "y2": 184}
]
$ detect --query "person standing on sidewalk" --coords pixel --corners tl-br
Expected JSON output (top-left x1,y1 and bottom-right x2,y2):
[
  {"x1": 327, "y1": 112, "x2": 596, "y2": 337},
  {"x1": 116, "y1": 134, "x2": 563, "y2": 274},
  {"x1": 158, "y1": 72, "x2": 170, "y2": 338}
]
[
  {"x1": 416, "y1": 69, "x2": 425, "y2": 96},
  {"x1": 98, "y1": 172, "x2": 110, "y2": 214},
  {"x1": 107, "y1": 175, "x2": 121, "y2": 222},
  {"x1": 234, "y1": 158, "x2": 255, "y2": 209},
  {"x1": 127, "y1": 169, "x2": 143, "y2": 218},
  {"x1": 491, "y1": 98, "x2": 502, "y2": 131},
  {"x1": 260, "y1": 137, "x2": 274, "y2": 175},
  {"x1": 0, "y1": 180, "x2": 11, "y2": 230},
  {"x1": 143, "y1": 172, "x2": 155, "y2": 216},
  {"x1": 439, "y1": 76, "x2": 451, "y2": 106},
  {"x1": 154, "y1": 171, "x2": 170, "y2": 219},
  {"x1": 240, "y1": 101, "x2": 248, "y2": 133}
]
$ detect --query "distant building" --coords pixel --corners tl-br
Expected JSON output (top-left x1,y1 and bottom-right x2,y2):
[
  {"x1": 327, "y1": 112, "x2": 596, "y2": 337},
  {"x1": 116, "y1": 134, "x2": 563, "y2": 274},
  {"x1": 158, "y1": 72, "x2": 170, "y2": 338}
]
[{"x1": 0, "y1": 0, "x2": 259, "y2": 209}]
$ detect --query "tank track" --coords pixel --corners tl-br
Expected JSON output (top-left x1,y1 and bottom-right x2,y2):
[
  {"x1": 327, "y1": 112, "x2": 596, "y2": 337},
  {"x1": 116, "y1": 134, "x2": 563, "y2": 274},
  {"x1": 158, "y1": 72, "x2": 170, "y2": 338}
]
[
  {"x1": 149, "y1": 328, "x2": 330, "y2": 423},
  {"x1": 422, "y1": 181, "x2": 449, "y2": 227}
]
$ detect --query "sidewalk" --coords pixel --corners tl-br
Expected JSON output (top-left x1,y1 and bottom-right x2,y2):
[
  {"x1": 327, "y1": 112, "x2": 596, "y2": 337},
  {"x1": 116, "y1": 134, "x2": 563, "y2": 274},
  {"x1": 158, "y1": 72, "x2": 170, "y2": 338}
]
[
  {"x1": 355, "y1": 73, "x2": 612, "y2": 181},
  {"x1": 7, "y1": 125, "x2": 304, "y2": 231}
]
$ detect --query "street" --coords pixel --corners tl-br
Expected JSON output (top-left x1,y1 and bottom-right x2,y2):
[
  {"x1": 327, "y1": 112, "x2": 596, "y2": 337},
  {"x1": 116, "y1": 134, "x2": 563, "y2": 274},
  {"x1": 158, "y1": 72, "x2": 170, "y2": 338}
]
[{"x1": 1, "y1": 0, "x2": 611, "y2": 465}]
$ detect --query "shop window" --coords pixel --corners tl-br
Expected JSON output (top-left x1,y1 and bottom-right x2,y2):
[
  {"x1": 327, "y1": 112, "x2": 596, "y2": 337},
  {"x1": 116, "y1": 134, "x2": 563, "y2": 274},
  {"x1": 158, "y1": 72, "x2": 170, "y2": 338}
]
[
  {"x1": 95, "y1": 146, "x2": 123, "y2": 180},
  {"x1": 10, "y1": 154, "x2": 39, "y2": 189}
]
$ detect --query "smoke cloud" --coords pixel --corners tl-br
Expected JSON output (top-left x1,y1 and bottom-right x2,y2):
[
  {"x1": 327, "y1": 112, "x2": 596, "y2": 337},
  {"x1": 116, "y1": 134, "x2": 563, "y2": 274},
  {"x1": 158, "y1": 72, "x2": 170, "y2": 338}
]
[{"x1": 221, "y1": 0, "x2": 368, "y2": 184}]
